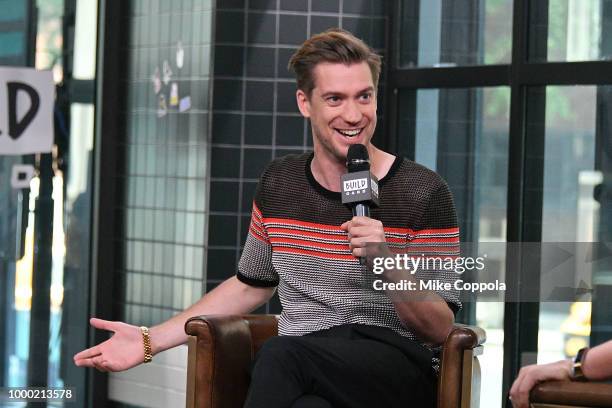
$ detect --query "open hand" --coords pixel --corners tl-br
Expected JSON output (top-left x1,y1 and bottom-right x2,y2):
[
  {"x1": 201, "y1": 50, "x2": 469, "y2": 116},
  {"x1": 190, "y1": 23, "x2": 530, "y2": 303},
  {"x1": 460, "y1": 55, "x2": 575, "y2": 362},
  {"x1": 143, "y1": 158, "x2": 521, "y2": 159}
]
[{"x1": 73, "y1": 318, "x2": 145, "y2": 372}]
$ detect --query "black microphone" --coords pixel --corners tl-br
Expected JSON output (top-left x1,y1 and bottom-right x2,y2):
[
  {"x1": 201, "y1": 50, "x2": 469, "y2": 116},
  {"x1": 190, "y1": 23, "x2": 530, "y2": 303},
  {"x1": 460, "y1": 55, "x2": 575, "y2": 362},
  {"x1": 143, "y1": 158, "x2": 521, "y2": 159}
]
[
  {"x1": 341, "y1": 144, "x2": 380, "y2": 215},
  {"x1": 341, "y1": 144, "x2": 380, "y2": 264}
]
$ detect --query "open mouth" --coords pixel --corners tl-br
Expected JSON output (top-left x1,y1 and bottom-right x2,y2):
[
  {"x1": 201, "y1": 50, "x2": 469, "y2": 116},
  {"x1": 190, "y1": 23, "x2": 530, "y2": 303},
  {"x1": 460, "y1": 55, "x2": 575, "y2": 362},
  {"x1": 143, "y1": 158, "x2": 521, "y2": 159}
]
[{"x1": 335, "y1": 128, "x2": 364, "y2": 138}]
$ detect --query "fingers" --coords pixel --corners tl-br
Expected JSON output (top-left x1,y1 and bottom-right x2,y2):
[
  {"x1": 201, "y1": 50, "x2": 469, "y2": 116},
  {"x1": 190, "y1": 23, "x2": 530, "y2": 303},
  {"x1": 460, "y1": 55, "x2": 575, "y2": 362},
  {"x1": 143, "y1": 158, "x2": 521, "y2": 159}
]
[
  {"x1": 73, "y1": 344, "x2": 102, "y2": 361},
  {"x1": 74, "y1": 355, "x2": 111, "y2": 372},
  {"x1": 515, "y1": 378, "x2": 535, "y2": 408},
  {"x1": 341, "y1": 216, "x2": 381, "y2": 229},
  {"x1": 509, "y1": 368, "x2": 527, "y2": 408},
  {"x1": 73, "y1": 318, "x2": 118, "y2": 361},
  {"x1": 90, "y1": 317, "x2": 118, "y2": 332},
  {"x1": 348, "y1": 225, "x2": 383, "y2": 238},
  {"x1": 74, "y1": 357, "x2": 94, "y2": 368},
  {"x1": 348, "y1": 236, "x2": 369, "y2": 257},
  {"x1": 74, "y1": 356, "x2": 99, "y2": 369},
  {"x1": 92, "y1": 356, "x2": 109, "y2": 372},
  {"x1": 348, "y1": 216, "x2": 374, "y2": 225},
  {"x1": 341, "y1": 217, "x2": 386, "y2": 258},
  {"x1": 508, "y1": 366, "x2": 523, "y2": 397},
  {"x1": 509, "y1": 366, "x2": 536, "y2": 408},
  {"x1": 347, "y1": 240, "x2": 387, "y2": 258},
  {"x1": 347, "y1": 229, "x2": 385, "y2": 255},
  {"x1": 510, "y1": 360, "x2": 573, "y2": 408},
  {"x1": 343, "y1": 222, "x2": 384, "y2": 240},
  {"x1": 349, "y1": 243, "x2": 366, "y2": 258}
]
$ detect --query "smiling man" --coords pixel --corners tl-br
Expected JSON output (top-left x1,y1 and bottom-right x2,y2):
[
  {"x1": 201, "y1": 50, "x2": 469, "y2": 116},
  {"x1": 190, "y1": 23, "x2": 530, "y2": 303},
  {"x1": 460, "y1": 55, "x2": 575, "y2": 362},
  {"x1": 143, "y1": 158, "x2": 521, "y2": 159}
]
[
  {"x1": 238, "y1": 29, "x2": 460, "y2": 407},
  {"x1": 74, "y1": 29, "x2": 460, "y2": 408}
]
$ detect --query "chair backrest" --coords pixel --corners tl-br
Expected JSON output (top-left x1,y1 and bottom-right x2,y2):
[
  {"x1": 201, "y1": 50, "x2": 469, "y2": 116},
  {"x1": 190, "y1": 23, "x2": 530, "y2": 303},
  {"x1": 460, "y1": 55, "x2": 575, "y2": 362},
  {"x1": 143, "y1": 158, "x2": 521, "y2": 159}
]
[{"x1": 244, "y1": 314, "x2": 279, "y2": 355}]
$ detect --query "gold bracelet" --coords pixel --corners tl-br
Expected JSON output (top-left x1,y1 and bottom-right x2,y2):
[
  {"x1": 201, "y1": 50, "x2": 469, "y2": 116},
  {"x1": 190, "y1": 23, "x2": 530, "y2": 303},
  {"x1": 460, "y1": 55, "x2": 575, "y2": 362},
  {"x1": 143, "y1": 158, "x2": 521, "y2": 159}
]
[{"x1": 140, "y1": 326, "x2": 153, "y2": 363}]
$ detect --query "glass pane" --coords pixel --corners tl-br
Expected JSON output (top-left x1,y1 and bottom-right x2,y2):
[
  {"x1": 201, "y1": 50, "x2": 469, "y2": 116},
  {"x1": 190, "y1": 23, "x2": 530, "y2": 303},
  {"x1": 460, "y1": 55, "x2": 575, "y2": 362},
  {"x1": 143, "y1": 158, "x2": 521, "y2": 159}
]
[
  {"x1": 0, "y1": 0, "x2": 28, "y2": 65},
  {"x1": 534, "y1": 85, "x2": 612, "y2": 362},
  {"x1": 398, "y1": 87, "x2": 510, "y2": 408},
  {"x1": 1, "y1": 2, "x2": 96, "y2": 407},
  {"x1": 529, "y1": 0, "x2": 612, "y2": 62},
  {"x1": 400, "y1": 0, "x2": 513, "y2": 67},
  {"x1": 118, "y1": 0, "x2": 213, "y2": 333}
]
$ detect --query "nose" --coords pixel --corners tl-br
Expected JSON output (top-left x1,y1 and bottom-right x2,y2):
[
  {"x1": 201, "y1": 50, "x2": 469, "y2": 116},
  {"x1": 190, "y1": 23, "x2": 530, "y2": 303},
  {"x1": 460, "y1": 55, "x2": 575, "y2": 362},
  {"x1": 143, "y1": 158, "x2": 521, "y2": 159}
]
[{"x1": 341, "y1": 100, "x2": 363, "y2": 125}]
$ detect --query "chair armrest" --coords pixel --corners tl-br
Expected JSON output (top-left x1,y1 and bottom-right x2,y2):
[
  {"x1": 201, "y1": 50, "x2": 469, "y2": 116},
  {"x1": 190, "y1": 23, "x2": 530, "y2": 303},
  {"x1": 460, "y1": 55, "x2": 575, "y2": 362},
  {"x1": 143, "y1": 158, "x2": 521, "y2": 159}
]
[
  {"x1": 437, "y1": 324, "x2": 487, "y2": 408},
  {"x1": 184, "y1": 315, "x2": 254, "y2": 408},
  {"x1": 530, "y1": 380, "x2": 612, "y2": 407},
  {"x1": 184, "y1": 315, "x2": 279, "y2": 408},
  {"x1": 448, "y1": 324, "x2": 486, "y2": 349}
]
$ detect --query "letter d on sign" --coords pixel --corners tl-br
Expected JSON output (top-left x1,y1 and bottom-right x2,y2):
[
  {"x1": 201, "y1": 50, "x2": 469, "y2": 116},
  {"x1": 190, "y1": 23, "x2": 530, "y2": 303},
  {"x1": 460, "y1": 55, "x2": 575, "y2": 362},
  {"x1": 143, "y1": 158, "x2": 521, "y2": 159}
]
[
  {"x1": 8, "y1": 82, "x2": 40, "y2": 140},
  {"x1": 0, "y1": 66, "x2": 53, "y2": 155}
]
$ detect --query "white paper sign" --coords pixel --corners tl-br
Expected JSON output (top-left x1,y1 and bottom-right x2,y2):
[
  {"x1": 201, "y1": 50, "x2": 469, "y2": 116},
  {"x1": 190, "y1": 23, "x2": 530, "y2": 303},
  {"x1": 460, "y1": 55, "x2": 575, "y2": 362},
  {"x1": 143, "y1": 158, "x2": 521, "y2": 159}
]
[
  {"x1": 10, "y1": 164, "x2": 35, "y2": 188},
  {"x1": 0, "y1": 66, "x2": 54, "y2": 155}
]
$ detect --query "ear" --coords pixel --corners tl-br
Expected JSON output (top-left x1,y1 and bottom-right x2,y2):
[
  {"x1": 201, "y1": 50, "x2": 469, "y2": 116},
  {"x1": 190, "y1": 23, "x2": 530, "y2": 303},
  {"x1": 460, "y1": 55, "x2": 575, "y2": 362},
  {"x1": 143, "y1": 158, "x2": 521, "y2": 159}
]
[{"x1": 296, "y1": 89, "x2": 311, "y2": 118}]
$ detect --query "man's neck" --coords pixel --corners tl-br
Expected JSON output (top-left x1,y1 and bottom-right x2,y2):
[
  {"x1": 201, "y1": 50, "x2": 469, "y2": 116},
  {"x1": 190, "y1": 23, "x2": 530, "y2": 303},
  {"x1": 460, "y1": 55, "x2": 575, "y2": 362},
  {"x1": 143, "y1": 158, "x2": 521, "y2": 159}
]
[{"x1": 311, "y1": 145, "x2": 395, "y2": 192}]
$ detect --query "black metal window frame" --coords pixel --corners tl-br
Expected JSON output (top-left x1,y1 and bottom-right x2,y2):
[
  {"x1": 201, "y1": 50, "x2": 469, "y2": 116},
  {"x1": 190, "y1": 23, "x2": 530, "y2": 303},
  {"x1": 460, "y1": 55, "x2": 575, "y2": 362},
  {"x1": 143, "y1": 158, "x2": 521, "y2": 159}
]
[{"x1": 384, "y1": 0, "x2": 612, "y2": 405}]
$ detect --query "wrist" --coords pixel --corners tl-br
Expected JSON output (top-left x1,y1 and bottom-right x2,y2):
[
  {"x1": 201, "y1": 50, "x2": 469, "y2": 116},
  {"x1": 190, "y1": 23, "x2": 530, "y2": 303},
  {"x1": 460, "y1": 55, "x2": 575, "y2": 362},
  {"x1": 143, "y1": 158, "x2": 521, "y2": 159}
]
[
  {"x1": 570, "y1": 347, "x2": 589, "y2": 381},
  {"x1": 563, "y1": 358, "x2": 573, "y2": 378},
  {"x1": 367, "y1": 242, "x2": 391, "y2": 261}
]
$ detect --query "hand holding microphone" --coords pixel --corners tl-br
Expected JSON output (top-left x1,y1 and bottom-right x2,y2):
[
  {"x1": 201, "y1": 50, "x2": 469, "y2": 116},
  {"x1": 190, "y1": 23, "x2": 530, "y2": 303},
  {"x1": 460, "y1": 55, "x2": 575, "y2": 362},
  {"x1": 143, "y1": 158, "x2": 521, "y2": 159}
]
[{"x1": 340, "y1": 144, "x2": 385, "y2": 264}]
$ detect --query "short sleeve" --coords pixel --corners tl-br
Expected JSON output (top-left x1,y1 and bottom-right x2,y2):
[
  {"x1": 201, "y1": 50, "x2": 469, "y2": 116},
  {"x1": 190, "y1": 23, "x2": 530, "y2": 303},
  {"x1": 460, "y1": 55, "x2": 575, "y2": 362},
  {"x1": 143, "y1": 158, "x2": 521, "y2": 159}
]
[
  {"x1": 236, "y1": 194, "x2": 279, "y2": 287},
  {"x1": 412, "y1": 182, "x2": 462, "y2": 315}
]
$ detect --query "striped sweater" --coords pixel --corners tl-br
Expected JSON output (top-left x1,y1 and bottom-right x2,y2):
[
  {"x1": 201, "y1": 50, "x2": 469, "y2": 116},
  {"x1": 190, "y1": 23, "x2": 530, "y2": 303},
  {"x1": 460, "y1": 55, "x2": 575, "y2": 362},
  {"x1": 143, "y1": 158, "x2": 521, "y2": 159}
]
[{"x1": 237, "y1": 152, "x2": 460, "y2": 343}]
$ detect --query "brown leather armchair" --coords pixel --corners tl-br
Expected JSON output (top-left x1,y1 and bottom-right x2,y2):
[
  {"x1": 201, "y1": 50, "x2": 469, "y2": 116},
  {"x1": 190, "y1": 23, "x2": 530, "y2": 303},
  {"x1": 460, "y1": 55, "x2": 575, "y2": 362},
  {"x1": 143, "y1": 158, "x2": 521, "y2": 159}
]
[
  {"x1": 184, "y1": 315, "x2": 486, "y2": 408},
  {"x1": 530, "y1": 380, "x2": 612, "y2": 407}
]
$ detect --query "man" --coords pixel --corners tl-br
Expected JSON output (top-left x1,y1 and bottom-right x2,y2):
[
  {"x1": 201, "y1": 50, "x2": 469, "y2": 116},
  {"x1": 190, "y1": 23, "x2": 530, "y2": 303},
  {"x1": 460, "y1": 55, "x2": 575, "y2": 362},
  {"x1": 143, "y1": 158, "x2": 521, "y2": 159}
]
[{"x1": 75, "y1": 29, "x2": 460, "y2": 407}]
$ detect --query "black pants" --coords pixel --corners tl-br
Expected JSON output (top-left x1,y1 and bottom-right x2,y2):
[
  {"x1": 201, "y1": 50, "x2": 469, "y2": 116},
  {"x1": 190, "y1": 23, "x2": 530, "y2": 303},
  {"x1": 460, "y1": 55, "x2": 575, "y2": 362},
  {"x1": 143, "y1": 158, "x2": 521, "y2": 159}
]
[{"x1": 244, "y1": 324, "x2": 437, "y2": 408}]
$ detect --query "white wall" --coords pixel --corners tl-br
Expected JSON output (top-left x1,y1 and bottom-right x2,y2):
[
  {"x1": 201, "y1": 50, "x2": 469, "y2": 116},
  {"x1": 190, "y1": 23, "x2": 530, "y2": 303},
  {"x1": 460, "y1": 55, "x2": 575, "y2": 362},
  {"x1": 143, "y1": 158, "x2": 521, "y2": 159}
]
[{"x1": 108, "y1": 344, "x2": 188, "y2": 408}]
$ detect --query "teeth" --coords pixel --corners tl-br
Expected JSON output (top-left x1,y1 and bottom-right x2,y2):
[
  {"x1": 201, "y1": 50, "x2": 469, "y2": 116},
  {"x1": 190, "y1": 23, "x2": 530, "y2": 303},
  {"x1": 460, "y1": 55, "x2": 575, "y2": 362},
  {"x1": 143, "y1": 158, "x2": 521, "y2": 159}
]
[{"x1": 337, "y1": 128, "x2": 361, "y2": 137}]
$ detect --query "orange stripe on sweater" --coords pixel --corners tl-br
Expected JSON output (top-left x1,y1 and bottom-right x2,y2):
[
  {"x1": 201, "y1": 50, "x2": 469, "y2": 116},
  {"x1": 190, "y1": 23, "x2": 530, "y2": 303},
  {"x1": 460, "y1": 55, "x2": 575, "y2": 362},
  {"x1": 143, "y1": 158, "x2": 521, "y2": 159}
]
[
  {"x1": 267, "y1": 227, "x2": 406, "y2": 244},
  {"x1": 274, "y1": 246, "x2": 357, "y2": 261},
  {"x1": 270, "y1": 237, "x2": 350, "y2": 251}
]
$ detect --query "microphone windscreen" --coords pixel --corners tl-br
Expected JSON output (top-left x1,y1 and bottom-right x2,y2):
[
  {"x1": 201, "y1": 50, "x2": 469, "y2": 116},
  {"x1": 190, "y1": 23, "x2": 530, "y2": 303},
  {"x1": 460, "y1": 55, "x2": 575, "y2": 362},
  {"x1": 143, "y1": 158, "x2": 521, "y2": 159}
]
[{"x1": 346, "y1": 144, "x2": 370, "y2": 172}]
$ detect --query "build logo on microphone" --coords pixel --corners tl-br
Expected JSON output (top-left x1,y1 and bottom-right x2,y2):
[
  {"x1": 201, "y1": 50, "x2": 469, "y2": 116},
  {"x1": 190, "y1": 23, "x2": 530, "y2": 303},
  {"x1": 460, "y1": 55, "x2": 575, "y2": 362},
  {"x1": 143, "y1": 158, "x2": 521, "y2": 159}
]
[
  {"x1": 341, "y1": 171, "x2": 380, "y2": 206},
  {"x1": 343, "y1": 178, "x2": 368, "y2": 195}
]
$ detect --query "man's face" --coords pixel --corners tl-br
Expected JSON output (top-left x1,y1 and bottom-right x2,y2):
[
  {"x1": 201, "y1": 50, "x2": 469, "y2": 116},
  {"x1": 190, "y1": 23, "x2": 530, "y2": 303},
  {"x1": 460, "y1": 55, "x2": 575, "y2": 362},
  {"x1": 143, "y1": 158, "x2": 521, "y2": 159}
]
[{"x1": 296, "y1": 61, "x2": 377, "y2": 162}]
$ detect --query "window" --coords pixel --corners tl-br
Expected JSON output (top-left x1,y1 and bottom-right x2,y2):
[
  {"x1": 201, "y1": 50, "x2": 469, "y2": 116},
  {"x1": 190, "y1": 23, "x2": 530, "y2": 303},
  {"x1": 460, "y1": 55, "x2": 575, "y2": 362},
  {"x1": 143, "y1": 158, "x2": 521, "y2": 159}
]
[{"x1": 389, "y1": 1, "x2": 612, "y2": 406}]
